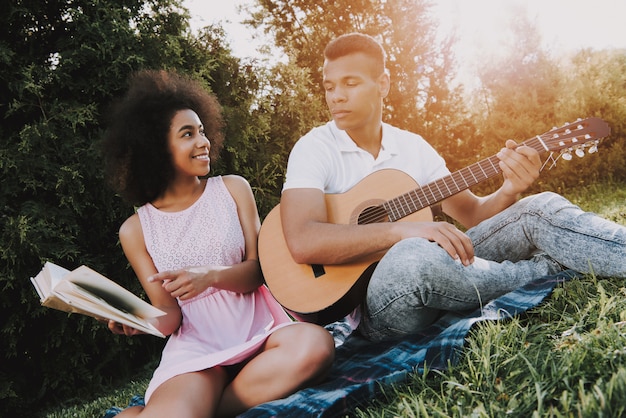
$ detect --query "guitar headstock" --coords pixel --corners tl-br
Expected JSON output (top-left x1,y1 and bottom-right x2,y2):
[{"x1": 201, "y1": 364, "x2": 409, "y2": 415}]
[{"x1": 539, "y1": 117, "x2": 611, "y2": 160}]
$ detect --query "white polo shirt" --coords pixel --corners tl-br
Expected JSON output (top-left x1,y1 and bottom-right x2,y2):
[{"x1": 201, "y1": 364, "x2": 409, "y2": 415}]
[{"x1": 283, "y1": 120, "x2": 450, "y2": 194}]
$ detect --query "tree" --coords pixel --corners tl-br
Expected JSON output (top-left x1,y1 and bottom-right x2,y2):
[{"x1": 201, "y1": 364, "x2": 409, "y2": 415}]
[
  {"x1": 467, "y1": 6, "x2": 626, "y2": 194},
  {"x1": 545, "y1": 48, "x2": 626, "y2": 188},
  {"x1": 0, "y1": 0, "x2": 253, "y2": 414},
  {"x1": 248, "y1": 61, "x2": 328, "y2": 217},
  {"x1": 465, "y1": 4, "x2": 569, "y2": 194},
  {"x1": 244, "y1": 0, "x2": 472, "y2": 162}
]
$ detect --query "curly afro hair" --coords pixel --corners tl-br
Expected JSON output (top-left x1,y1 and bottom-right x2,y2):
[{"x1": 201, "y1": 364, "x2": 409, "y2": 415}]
[{"x1": 102, "y1": 70, "x2": 225, "y2": 206}]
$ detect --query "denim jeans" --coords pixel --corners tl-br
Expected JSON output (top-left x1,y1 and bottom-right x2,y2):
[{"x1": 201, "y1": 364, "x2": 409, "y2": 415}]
[{"x1": 359, "y1": 192, "x2": 626, "y2": 342}]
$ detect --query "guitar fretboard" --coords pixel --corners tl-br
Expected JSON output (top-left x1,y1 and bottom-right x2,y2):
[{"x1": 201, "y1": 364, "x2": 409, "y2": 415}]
[
  {"x1": 355, "y1": 117, "x2": 607, "y2": 225},
  {"x1": 381, "y1": 136, "x2": 545, "y2": 223}
]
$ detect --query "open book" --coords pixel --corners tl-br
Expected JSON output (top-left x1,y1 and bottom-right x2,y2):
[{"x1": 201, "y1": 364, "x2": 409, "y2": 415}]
[{"x1": 30, "y1": 262, "x2": 166, "y2": 338}]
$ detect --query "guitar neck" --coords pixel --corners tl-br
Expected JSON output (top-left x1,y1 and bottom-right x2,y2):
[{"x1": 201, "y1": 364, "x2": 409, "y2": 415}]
[{"x1": 384, "y1": 136, "x2": 545, "y2": 222}]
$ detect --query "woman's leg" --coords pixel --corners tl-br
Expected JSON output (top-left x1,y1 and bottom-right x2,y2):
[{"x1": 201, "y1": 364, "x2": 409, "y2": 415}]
[
  {"x1": 216, "y1": 323, "x2": 334, "y2": 417},
  {"x1": 116, "y1": 368, "x2": 228, "y2": 418}
]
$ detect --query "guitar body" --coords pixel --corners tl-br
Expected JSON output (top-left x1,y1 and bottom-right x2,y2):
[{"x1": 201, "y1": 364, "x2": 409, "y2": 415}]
[{"x1": 258, "y1": 169, "x2": 432, "y2": 324}]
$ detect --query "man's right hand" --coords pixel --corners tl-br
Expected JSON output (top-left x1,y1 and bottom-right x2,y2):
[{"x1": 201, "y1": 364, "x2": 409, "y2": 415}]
[{"x1": 393, "y1": 221, "x2": 475, "y2": 266}]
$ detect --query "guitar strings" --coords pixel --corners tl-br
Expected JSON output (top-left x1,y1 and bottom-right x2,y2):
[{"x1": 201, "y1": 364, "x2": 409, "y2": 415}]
[{"x1": 357, "y1": 128, "x2": 587, "y2": 225}]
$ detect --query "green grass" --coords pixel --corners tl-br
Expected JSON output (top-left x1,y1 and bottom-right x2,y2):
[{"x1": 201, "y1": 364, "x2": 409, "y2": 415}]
[
  {"x1": 44, "y1": 379, "x2": 150, "y2": 418},
  {"x1": 355, "y1": 276, "x2": 626, "y2": 417},
  {"x1": 44, "y1": 182, "x2": 626, "y2": 418}
]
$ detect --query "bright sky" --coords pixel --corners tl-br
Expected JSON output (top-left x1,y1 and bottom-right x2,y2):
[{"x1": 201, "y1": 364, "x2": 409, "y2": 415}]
[{"x1": 183, "y1": 0, "x2": 626, "y2": 65}]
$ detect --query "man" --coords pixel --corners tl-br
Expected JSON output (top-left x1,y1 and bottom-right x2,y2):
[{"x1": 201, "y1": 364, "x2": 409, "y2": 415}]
[{"x1": 279, "y1": 32, "x2": 626, "y2": 342}]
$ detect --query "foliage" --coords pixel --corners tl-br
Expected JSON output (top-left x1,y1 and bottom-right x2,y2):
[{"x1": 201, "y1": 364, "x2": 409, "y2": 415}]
[
  {"x1": 245, "y1": 0, "x2": 473, "y2": 166},
  {"x1": 0, "y1": 0, "x2": 265, "y2": 415},
  {"x1": 463, "y1": 7, "x2": 626, "y2": 196},
  {"x1": 545, "y1": 49, "x2": 626, "y2": 189},
  {"x1": 247, "y1": 61, "x2": 328, "y2": 217},
  {"x1": 463, "y1": 5, "x2": 564, "y2": 197}
]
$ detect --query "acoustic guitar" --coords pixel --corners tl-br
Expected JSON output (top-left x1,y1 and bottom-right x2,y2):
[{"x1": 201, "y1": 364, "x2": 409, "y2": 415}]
[{"x1": 258, "y1": 117, "x2": 611, "y2": 325}]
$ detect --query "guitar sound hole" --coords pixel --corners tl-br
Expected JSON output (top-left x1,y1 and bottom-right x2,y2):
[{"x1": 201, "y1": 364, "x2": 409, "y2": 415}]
[{"x1": 358, "y1": 205, "x2": 388, "y2": 224}]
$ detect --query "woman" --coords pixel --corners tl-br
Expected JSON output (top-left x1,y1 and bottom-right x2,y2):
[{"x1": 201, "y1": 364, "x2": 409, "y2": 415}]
[{"x1": 101, "y1": 70, "x2": 334, "y2": 417}]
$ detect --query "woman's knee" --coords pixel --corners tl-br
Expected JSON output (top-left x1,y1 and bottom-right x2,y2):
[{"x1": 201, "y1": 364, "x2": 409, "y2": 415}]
[
  {"x1": 298, "y1": 324, "x2": 335, "y2": 366},
  {"x1": 278, "y1": 324, "x2": 335, "y2": 375}
]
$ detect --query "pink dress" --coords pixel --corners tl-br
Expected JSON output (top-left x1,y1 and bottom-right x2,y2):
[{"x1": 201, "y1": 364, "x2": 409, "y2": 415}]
[{"x1": 137, "y1": 176, "x2": 296, "y2": 402}]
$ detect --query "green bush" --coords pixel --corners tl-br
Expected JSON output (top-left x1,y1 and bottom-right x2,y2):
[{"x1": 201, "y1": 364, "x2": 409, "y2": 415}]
[{"x1": 0, "y1": 1, "x2": 261, "y2": 415}]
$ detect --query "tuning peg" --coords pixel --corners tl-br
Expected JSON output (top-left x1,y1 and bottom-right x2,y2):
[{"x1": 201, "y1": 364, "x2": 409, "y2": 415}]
[
  {"x1": 588, "y1": 140, "x2": 599, "y2": 153},
  {"x1": 575, "y1": 147, "x2": 585, "y2": 158},
  {"x1": 561, "y1": 150, "x2": 573, "y2": 160}
]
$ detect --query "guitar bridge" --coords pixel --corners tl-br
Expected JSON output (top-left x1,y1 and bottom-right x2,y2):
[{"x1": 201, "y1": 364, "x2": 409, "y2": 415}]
[{"x1": 311, "y1": 264, "x2": 326, "y2": 278}]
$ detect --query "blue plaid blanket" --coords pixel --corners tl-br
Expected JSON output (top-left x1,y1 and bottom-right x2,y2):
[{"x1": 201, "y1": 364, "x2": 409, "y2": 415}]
[{"x1": 105, "y1": 271, "x2": 576, "y2": 418}]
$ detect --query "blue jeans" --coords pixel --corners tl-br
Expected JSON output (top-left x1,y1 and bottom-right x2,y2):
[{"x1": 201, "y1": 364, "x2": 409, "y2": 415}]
[{"x1": 359, "y1": 192, "x2": 626, "y2": 342}]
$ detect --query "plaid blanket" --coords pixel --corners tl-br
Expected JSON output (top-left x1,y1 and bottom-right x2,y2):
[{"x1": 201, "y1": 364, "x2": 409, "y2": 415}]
[
  {"x1": 239, "y1": 270, "x2": 577, "y2": 418},
  {"x1": 104, "y1": 271, "x2": 576, "y2": 418}
]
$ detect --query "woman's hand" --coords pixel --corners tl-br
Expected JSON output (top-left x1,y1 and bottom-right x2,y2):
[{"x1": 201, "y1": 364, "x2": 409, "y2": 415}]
[
  {"x1": 105, "y1": 319, "x2": 145, "y2": 336},
  {"x1": 148, "y1": 267, "x2": 214, "y2": 300}
]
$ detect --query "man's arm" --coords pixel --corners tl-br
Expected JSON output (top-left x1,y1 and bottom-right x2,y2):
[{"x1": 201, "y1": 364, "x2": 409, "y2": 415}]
[{"x1": 280, "y1": 187, "x2": 475, "y2": 266}]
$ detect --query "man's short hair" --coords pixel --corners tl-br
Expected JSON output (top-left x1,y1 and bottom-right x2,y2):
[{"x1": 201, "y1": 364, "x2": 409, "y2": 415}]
[{"x1": 324, "y1": 33, "x2": 386, "y2": 76}]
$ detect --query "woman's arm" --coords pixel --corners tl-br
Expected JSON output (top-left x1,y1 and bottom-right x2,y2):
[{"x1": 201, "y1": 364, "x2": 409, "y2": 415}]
[
  {"x1": 148, "y1": 175, "x2": 264, "y2": 299},
  {"x1": 109, "y1": 214, "x2": 182, "y2": 336}
]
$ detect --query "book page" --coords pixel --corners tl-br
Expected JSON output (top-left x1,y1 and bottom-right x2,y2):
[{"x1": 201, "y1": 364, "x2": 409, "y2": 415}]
[
  {"x1": 30, "y1": 277, "x2": 44, "y2": 300},
  {"x1": 30, "y1": 262, "x2": 167, "y2": 338},
  {"x1": 61, "y1": 265, "x2": 165, "y2": 319},
  {"x1": 55, "y1": 280, "x2": 165, "y2": 337},
  {"x1": 30, "y1": 261, "x2": 69, "y2": 299},
  {"x1": 46, "y1": 262, "x2": 71, "y2": 289}
]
